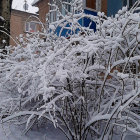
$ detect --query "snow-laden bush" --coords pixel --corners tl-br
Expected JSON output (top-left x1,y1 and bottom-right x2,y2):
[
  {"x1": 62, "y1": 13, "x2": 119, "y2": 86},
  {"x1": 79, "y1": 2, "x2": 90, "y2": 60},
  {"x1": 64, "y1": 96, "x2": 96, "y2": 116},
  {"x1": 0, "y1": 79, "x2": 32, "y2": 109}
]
[{"x1": 1, "y1": 1, "x2": 140, "y2": 140}]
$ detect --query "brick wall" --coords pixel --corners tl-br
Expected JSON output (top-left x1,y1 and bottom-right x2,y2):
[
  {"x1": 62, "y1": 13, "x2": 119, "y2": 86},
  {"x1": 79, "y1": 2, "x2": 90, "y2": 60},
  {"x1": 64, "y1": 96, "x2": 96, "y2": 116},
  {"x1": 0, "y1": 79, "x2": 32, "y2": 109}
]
[
  {"x1": 101, "y1": 0, "x2": 107, "y2": 15},
  {"x1": 10, "y1": 9, "x2": 38, "y2": 46},
  {"x1": 86, "y1": 0, "x2": 96, "y2": 9},
  {"x1": 86, "y1": 0, "x2": 107, "y2": 14},
  {"x1": 37, "y1": 0, "x2": 49, "y2": 24}
]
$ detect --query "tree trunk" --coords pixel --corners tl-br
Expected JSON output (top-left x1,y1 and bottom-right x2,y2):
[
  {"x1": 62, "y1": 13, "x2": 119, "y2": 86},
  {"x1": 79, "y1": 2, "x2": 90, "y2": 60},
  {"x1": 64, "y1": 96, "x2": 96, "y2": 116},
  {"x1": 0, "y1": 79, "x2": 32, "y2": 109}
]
[{"x1": 0, "y1": 0, "x2": 12, "y2": 49}]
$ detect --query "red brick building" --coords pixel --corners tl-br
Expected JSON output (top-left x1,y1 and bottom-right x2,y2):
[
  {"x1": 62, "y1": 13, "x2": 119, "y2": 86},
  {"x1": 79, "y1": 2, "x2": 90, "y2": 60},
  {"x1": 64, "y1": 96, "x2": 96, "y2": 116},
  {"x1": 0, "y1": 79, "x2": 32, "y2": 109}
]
[
  {"x1": 32, "y1": 0, "x2": 49, "y2": 24},
  {"x1": 10, "y1": 9, "x2": 39, "y2": 46}
]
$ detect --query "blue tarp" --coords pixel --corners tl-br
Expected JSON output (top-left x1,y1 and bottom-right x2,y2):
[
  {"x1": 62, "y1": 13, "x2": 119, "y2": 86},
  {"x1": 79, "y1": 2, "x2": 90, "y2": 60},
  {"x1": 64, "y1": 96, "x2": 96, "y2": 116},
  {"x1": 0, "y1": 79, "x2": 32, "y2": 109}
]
[
  {"x1": 83, "y1": 9, "x2": 97, "y2": 31},
  {"x1": 54, "y1": 9, "x2": 97, "y2": 37}
]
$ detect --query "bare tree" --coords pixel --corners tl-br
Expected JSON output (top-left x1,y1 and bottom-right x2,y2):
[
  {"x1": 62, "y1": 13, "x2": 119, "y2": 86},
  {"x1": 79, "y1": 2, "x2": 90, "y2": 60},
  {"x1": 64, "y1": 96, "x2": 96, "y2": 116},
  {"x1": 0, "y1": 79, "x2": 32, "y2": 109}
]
[{"x1": 0, "y1": 0, "x2": 13, "y2": 48}]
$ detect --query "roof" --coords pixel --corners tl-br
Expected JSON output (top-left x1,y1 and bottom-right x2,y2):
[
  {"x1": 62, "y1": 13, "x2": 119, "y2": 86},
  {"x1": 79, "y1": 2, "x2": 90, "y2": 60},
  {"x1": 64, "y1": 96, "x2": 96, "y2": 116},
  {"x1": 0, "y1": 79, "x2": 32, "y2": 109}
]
[
  {"x1": 12, "y1": 0, "x2": 38, "y2": 14},
  {"x1": 11, "y1": 9, "x2": 38, "y2": 16},
  {"x1": 32, "y1": 0, "x2": 41, "y2": 6}
]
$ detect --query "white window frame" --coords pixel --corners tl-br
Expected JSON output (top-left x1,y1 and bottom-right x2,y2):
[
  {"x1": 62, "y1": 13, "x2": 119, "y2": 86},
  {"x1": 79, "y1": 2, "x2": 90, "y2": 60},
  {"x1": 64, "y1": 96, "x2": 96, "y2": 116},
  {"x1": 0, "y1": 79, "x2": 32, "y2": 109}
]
[
  {"x1": 96, "y1": 0, "x2": 101, "y2": 11},
  {"x1": 49, "y1": 0, "x2": 72, "y2": 23},
  {"x1": 25, "y1": 22, "x2": 37, "y2": 33},
  {"x1": 49, "y1": 0, "x2": 57, "y2": 23},
  {"x1": 62, "y1": 0, "x2": 72, "y2": 16},
  {"x1": 49, "y1": 11, "x2": 57, "y2": 23}
]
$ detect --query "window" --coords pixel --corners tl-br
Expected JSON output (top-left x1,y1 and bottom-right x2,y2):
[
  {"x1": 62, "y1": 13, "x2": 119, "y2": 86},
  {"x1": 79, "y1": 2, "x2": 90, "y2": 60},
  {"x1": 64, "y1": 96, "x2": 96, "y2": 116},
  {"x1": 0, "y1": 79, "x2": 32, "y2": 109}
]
[
  {"x1": 25, "y1": 22, "x2": 37, "y2": 33},
  {"x1": 50, "y1": 11, "x2": 57, "y2": 23},
  {"x1": 62, "y1": 0, "x2": 71, "y2": 16},
  {"x1": 49, "y1": 0, "x2": 72, "y2": 22},
  {"x1": 49, "y1": 0, "x2": 57, "y2": 23},
  {"x1": 123, "y1": 0, "x2": 138, "y2": 9}
]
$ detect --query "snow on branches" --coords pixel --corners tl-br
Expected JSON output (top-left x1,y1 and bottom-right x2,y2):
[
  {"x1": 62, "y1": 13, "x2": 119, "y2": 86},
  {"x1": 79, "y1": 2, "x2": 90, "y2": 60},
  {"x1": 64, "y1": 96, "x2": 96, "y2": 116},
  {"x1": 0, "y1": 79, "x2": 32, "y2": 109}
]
[{"x1": 1, "y1": 1, "x2": 140, "y2": 140}]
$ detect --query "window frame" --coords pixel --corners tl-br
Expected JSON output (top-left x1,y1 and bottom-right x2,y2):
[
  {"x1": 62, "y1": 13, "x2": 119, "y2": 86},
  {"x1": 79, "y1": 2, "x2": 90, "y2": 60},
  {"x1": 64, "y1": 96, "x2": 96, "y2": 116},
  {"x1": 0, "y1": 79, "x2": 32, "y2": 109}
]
[
  {"x1": 62, "y1": 0, "x2": 72, "y2": 16},
  {"x1": 49, "y1": 0, "x2": 72, "y2": 23},
  {"x1": 25, "y1": 21, "x2": 37, "y2": 33},
  {"x1": 49, "y1": 0, "x2": 57, "y2": 23}
]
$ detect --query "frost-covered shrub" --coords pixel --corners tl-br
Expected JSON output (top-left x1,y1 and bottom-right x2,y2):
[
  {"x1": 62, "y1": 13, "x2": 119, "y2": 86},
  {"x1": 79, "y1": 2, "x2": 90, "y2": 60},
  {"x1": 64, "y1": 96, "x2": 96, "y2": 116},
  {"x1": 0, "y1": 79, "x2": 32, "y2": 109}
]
[{"x1": 1, "y1": 1, "x2": 140, "y2": 140}]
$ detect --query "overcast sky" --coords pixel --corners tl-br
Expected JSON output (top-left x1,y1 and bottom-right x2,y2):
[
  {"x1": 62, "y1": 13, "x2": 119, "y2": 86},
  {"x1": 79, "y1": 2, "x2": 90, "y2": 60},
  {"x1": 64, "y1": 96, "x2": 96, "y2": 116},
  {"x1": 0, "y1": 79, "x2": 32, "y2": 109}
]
[{"x1": 12, "y1": 0, "x2": 38, "y2": 13}]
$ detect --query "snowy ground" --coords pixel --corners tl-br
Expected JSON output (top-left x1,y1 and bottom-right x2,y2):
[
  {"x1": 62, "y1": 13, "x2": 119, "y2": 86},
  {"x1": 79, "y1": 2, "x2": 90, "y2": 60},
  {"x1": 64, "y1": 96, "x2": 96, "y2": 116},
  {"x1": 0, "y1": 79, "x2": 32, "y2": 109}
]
[
  {"x1": 0, "y1": 122, "x2": 139, "y2": 140},
  {"x1": 0, "y1": 123, "x2": 66, "y2": 140}
]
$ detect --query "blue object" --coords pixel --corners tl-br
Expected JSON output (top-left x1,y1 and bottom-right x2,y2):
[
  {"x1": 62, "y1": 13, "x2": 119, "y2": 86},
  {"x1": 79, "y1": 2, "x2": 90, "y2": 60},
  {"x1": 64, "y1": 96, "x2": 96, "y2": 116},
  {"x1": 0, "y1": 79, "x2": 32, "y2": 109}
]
[
  {"x1": 83, "y1": 9, "x2": 97, "y2": 31},
  {"x1": 107, "y1": 0, "x2": 138, "y2": 16},
  {"x1": 54, "y1": 8, "x2": 97, "y2": 37},
  {"x1": 107, "y1": 0, "x2": 123, "y2": 17}
]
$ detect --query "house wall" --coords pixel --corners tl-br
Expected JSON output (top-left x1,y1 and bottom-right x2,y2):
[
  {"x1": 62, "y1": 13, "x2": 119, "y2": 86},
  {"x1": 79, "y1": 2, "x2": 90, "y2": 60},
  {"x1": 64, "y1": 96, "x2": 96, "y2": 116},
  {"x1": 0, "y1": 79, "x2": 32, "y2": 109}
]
[
  {"x1": 37, "y1": 0, "x2": 49, "y2": 24},
  {"x1": 10, "y1": 9, "x2": 38, "y2": 46},
  {"x1": 34, "y1": 0, "x2": 109, "y2": 25},
  {"x1": 85, "y1": 0, "x2": 107, "y2": 15},
  {"x1": 107, "y1": 0, "x2": 123, "y2": 16},
  {"x1": 86, "y1": 0, "x2": 96, "y2": 9},
  {"x1": 101, "y1": 0, "x2": 107, "y2": 15}
]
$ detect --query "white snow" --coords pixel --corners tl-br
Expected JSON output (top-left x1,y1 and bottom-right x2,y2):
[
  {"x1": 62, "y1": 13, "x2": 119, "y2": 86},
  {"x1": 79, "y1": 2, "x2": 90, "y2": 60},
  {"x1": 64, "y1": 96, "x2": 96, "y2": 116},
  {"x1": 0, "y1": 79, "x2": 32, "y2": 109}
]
[
  {"x1": 0, "y1": 16, "x2": 4, "y2": 21},
  {"x1": 32, "y1": 0, "x2": 40, "y2": 5},
  {"x1": 1, "y1": 1, "x2": 140, "y2": 140},
  {"x1": 12, "y1": 0, "x2": 38, "y2": 14},
  {"x1": 0, "y1": 123, "x2": 66, "y2": 140}
]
